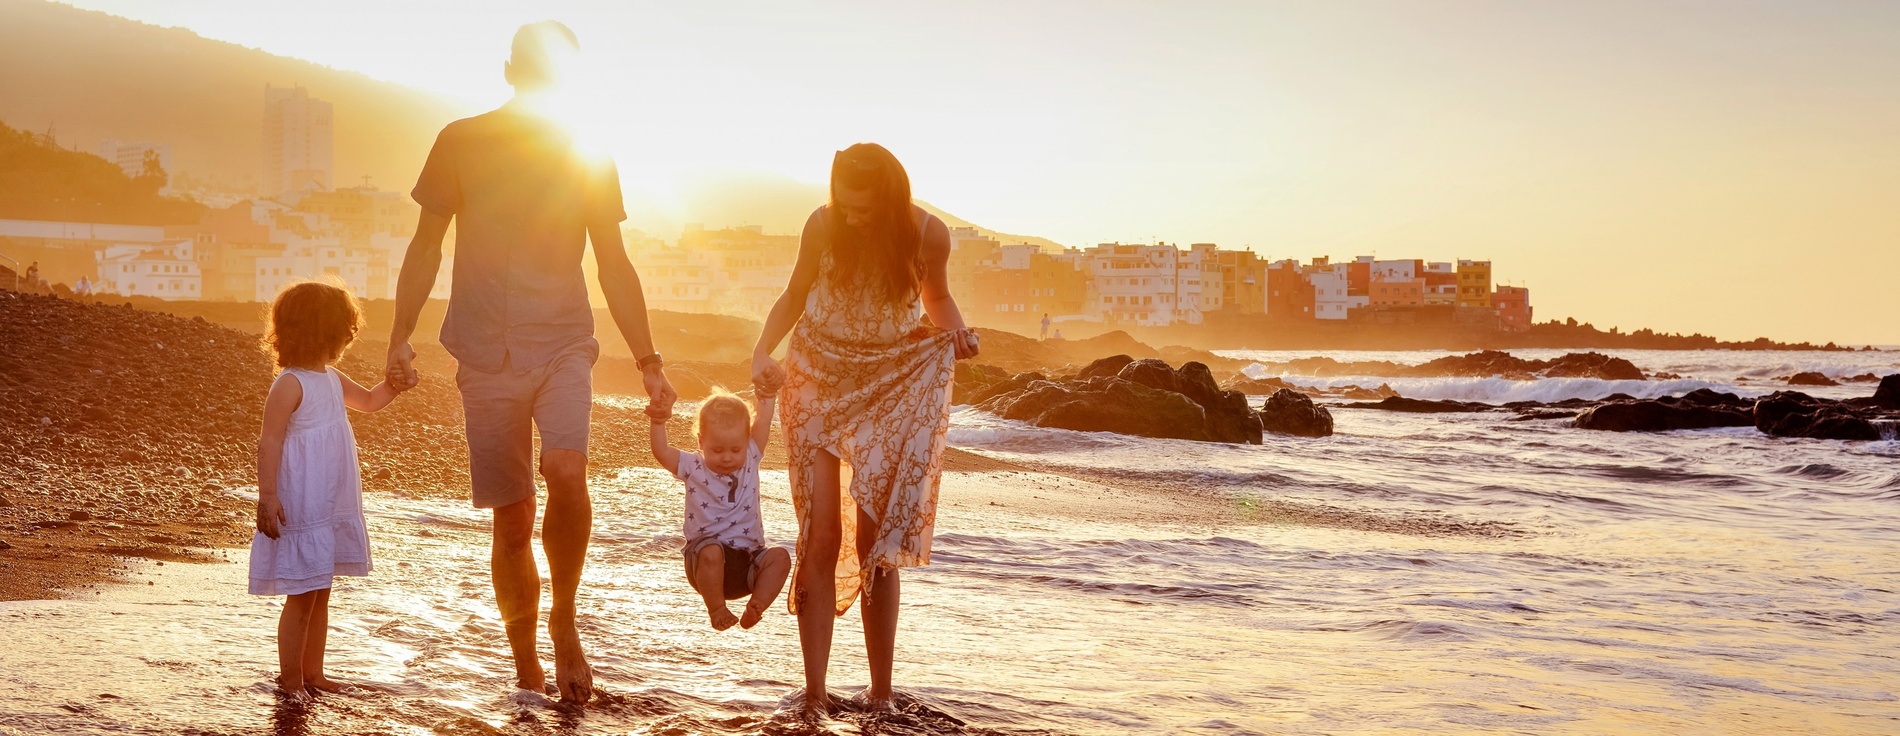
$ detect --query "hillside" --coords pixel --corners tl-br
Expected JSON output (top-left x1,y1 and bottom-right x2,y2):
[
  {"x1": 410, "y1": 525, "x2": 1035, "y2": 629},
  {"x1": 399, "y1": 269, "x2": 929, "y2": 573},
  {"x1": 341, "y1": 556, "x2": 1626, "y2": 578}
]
[
  {"x1": 0, "y1": 119, "x2": 206, "y2": 224},
  {"x1": 0, "y1": 0, "x2": 466, "y2": 195}
]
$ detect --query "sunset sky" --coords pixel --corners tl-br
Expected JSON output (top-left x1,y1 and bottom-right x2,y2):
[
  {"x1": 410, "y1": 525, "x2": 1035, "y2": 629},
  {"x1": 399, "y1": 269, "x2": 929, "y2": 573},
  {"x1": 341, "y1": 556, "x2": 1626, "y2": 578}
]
[{"x1": 52, "y1": 1, "x2": 1900, "y2": 343}]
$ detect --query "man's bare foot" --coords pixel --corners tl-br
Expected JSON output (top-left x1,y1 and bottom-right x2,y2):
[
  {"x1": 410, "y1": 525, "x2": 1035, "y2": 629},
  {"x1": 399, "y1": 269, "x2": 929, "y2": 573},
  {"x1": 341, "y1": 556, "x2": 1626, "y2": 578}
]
[
  {"x1": 739, "y1": 601, "x2": 767, "y2": 629},
  {"x1": 303, "y1": 675, "x2": 345, "y2": 694},
  {"x1": 549, "y1": 619, "x2": 593, "y2": 705},
  {"x1": 709, "y1": 604, "x2": 740, "y2": 631}
]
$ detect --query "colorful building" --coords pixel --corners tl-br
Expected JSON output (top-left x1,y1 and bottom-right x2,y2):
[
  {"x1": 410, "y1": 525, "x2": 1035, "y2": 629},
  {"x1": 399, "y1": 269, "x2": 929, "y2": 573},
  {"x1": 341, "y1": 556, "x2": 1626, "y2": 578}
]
[
  {"x1": 1457, "y1": 259, "x2": 1493, "y2": 308},
  {"x1": 1494, "y1": 285, "x2": 1533, "y2": 332}
]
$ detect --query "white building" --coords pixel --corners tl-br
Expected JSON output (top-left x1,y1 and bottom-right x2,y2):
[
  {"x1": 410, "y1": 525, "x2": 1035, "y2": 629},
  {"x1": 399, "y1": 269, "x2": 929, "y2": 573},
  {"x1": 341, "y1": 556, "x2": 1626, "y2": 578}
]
[
  {"x1": 98, "y1": 139, "x2": 173, "y2": 185},
  {"x1": 264, "y1": 85, "x2": 334, "y2": 196},
  {"x1": 1178, "y1": 243, "x2": 1225, "y2": 322},
  {"x1": 254, "y1": 237, "x2": 369, "y2": 301},
  {"x1": 1371, "y1": 259, "x2": 1418, "y2": 283},
  {"x1": 1083, "y1": 242, "x2": 1184, "y2": 326},
  {"x1": 95, "y1": 240, "x2": 201, "y2": 300},
  {"x1": 1310, "y1": 266, "x2": 1366, "y2": 320},
  {"x1": 634, "y1": 246, "x2": 717, "y2": 313}
]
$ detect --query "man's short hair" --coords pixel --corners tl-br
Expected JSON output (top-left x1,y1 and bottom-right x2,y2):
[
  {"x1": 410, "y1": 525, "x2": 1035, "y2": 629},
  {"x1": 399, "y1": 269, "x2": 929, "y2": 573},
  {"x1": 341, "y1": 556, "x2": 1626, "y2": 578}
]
[{"x1": 509, "y1": 21, "x2": 580, "y2": 88}]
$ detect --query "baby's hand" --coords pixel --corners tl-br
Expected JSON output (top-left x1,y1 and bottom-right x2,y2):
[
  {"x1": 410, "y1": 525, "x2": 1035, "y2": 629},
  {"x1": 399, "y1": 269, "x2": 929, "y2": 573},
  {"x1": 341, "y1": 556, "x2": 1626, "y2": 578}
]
[
  {"x1": 753, "y1": 374, "x2": 786, "y2": 396},
  {"x1": 645, "y1": 401, "x2": 672, "y2": 422}
]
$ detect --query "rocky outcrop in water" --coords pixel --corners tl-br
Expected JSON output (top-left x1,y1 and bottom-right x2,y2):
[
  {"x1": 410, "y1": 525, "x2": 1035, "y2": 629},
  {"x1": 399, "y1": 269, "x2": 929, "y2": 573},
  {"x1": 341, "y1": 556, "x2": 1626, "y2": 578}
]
[
  {"x1": 974, "y1": 357, "x2": 1263, "y2": 444},
  {"x1": 1341, "y1": 397, "x2": 1495, "y2": 413},
  {"x1": 1787, "y1": 372, "x2": 1840, "y2": 387},
  {"x1": 1257, "y1": 389, "x2": 1334, "y2": 437},
  {"x1": 1874, "y1": 375, "x2": 1900, "y2": 410},
  {"x1": 1248, "y1": 350, "x2": 1646, "y2": 381},
  {"x1": 1753, "y1": 391, "x2": 1900, "y2": 441},
  {"x1": 1571, "y1": 389, "x2": 1756, "y2": 432}
]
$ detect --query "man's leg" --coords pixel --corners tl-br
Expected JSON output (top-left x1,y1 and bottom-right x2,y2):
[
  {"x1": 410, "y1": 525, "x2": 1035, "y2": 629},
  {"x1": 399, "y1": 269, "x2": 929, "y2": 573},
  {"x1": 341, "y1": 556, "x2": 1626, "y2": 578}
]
[
  {"x1": 457, "y1": 358, "x2": 544, "y2": 693},
  {"x1": 492, "y1": 497, "x2": 545, "y2": 692},
  {"x1": 539, "y1": 449, "x2": 592, "y2": 702}
]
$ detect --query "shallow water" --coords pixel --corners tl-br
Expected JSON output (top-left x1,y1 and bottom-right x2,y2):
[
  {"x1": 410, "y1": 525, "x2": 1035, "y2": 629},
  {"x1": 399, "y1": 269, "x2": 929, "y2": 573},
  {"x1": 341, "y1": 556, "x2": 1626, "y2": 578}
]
[{"x1": 3, "y1": 349, "x2": 1899, "y2": 734}]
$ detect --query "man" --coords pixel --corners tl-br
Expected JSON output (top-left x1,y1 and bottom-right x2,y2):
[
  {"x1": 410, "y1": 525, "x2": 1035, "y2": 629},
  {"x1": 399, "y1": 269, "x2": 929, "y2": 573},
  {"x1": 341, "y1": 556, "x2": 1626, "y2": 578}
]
[
  {"x1": 384, "y1": 21, "x2": 675, "y2": 705},
  {"x1": 1040, "y1": 313, "x2": 1051, "y2": 341}
]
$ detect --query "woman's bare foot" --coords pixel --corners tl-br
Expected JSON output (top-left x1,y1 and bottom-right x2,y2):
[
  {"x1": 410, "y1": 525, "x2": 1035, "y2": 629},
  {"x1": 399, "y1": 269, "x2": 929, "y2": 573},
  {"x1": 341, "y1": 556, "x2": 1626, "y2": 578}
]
[
  {"x1": 709, "y1": 604, "x2": 740, "y2": 631},
  {"x1": 739, "y1": 600, "x2": 767, "y2": 629},
  {"x1": 303, "y1": 675, "x2": 345, "y2": 694},
  {"x1": 549, "y1": 618, "x2": 593, "y2": 705}
]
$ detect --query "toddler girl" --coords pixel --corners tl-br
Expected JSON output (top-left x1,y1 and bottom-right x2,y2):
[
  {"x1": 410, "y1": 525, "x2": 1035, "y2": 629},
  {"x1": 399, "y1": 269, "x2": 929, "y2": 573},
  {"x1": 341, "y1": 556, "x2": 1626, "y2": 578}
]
[
  {"x1": 250, "y1": 280, "x2": 406, "y2": 699},
  {"x1": 649, "y1": 385, "x2": 792, "y2": 630}
]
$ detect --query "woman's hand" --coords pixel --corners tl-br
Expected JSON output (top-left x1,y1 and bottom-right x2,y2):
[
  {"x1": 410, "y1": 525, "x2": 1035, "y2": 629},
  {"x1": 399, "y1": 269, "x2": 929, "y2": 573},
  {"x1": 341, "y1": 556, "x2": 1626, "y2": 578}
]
[
  {"x1": 753, "y1": 352, "x2": 787, "y2": 391},
  {"x1": 952, "y1": 328, "x2": 981, "y2": 360},
  {"x1": 256, "y1": 494, "x2": 286, "y2": 540}
]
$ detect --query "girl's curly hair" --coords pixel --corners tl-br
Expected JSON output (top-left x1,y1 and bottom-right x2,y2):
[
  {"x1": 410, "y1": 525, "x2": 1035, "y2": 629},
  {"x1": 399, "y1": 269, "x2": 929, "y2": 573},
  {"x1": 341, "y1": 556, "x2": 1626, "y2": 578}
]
[{"x1": 263, "y1": 279, "x2": 363, "y2": 369}]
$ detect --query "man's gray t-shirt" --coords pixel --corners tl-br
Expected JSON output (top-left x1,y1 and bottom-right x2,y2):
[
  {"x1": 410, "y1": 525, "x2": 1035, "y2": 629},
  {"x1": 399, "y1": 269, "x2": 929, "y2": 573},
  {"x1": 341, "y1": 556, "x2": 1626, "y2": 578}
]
[{"x1": 412, "y1": 106, "x2": 626, "y2": 373}]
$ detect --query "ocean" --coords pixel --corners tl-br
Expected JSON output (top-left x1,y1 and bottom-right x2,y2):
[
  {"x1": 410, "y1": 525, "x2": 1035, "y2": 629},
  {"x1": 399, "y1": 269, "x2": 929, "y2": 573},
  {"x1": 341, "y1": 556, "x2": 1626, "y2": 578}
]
[{"x1": 1, "y1": 349, "x2": 1896, "y2": 734}]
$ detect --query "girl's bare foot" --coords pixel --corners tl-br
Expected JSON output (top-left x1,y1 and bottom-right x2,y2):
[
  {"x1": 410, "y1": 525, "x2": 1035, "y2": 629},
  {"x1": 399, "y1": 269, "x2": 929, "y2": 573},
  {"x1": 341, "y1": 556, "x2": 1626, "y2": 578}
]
[
  {"x1": 739, "y1": 600, "x2": 767, "y2": 629},
  {"x1": 303, "y1": 675, "x2": 345, "y2": 694},
  {"x1": 709, "y1": 605, "x2": 740, "y2": 631}
]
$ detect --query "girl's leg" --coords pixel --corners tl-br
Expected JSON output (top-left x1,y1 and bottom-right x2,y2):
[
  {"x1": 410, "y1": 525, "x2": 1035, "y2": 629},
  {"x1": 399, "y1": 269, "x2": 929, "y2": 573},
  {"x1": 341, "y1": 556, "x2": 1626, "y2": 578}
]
[
  {"x1": 795, "y1": 450, "x2": 843, "y2": 715},
  {"x1": 856, "y1": 508, "x2": 900, "y2": 706},
  {"x1": 301, "y1": 589, "x2": 341, "y2": 692},
  {"x1": 276, "y1": 591, "x2": 320, "y2": 693}
]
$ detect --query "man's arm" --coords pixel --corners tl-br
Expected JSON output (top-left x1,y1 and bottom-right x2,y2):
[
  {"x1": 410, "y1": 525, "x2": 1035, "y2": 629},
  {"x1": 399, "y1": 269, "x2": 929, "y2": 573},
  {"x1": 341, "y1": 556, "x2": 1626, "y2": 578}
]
[
  {"x1": 386, "y1": 210, "x2": 452, "y2": 388},
  {"x1": 591, "y1": 222, "x2": 675, "y2": 411}
]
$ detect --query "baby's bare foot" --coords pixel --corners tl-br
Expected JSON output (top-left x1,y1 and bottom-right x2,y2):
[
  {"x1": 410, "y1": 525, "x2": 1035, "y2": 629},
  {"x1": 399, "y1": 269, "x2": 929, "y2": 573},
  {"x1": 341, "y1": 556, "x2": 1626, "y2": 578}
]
[
  {"x1": 739, "y1": 601, "x2": 767, "y2": 629},
  {"x1": 709, "y1": 605, "x2": 740, "y2": 631}
]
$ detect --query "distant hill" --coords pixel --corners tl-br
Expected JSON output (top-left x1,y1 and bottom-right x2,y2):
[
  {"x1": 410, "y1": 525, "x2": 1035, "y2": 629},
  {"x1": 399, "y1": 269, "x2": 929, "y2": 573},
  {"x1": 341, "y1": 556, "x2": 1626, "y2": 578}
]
[
  {"x1": 0, "y1": 0, "x2": 1066, "y2": 248},
  {"x1": 0, "y1": 119, "x2": 205, "y2": 224},
  {"x1": 0, "y1": 0, "x2": 466, "y2": 194}
]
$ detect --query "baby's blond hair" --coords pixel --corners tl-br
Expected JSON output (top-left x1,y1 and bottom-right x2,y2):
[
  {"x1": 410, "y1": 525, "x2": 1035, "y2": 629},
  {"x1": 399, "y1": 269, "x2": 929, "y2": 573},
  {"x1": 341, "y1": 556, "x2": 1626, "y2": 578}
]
[{"x1": 694, "y1": 387, "x2": 752, "y2": 440}]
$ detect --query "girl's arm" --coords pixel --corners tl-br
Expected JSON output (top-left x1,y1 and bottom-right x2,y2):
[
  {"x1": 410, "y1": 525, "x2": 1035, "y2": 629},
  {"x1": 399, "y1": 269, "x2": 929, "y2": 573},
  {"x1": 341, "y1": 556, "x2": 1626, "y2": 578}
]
[
  {"x1": 751, "y1": 208, "x2": 827, "y2": 383},
  {"x1": 917, "y1": 214, "x2": 979, "y2": 359},
  {"x1": 256, "y1": 375, "x2": 303, "y2": 539},
  {"x1": 649, "y1": 414, "x2": 682, "y2": 476},
  {"x1": 338, "y1": 369, "x2": 404, "y2": 412},
  {"x1": 751, "y1": 395, "x2": 777, "y2": 450}
]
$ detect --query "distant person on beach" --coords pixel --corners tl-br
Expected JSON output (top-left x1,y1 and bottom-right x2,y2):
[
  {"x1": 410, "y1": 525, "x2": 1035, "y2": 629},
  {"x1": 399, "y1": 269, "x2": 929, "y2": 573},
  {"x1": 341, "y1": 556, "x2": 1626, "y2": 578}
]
[
  {"x1": 74, "y1": 276, "x2": 91, "y2": 300},
  {"x1": 251, "y1": 280, "x2": 408, "y2": 701},
  {"x1": 25, "y1": 261, "x2": 39, "y2": 293},
  {"x1": 646, "y1": 384, "x2": 793, "y2": 631},
  {"x1": 1053, "y1": 328, "x2": 1062, "y2": 340},
  {"x1": 1041, "y1": 313, "x2": 1051, "y2": 340},
  {"x1": 383, "y1": 20, "x2": 675, "y2": 705},
  {"x1": 751, "y1": 143, "x2": 979, "y2": 716}
]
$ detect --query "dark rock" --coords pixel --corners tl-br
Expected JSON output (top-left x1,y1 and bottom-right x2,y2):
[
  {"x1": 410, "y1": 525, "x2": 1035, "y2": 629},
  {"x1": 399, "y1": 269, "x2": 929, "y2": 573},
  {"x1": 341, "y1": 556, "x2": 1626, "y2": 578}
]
[
  {"x1": 1076, "y1": 354, "x2": 1134, "y2": 380},
  {"x1": 0, "y1": 539, "x2": 11, "y2": 550},
  {"x1": 1343, "y1": 397, "x2": 1493, "y2": 413},
  {"x1": 1541, "y1": 352, "x2": 1646, "y2": 381},
  {"x1": 1754, "y1": 391, "x2": 1881, "y2": 440},
  {"x1": 986, "y1": 376, "x2": 1212, "y2": 441},
  {"x1": 1574, "y1": 393, "x2": 1754, "y2": 432},
  {"x1": 1844, "y1": 373, "x2": 1881, "y2": 383},
  {"x1": 69, "y1": 509, "x2": 92, "y2": 522},
  {"x1": 1117, "y1": 358, "x2": 1181, "y2": 395},
  {"x1": 1225, "y1": 374, "x2": 1296, "y2": 395},
  {"x1": 1788, "y1": 372, "x2": 1839, "y2": 387},
  {"x1": 1340, "y1": 384, "x2": 1399, "y2": 400},
  {"x1": 1876, "y1": 375, "x2": 1900, "y2": 410},
  {"x1": 1257, "y1": 389, "x2": 1334, "y2": 437}
]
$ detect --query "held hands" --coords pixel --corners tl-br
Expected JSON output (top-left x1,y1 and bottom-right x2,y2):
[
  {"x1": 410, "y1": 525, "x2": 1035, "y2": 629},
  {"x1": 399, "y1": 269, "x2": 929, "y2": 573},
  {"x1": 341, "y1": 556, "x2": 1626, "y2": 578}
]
[
  {"x1": 256, "y1": 493, "x2": 286, "y2": 540},
  {"x1": 643, "y1": 363, "x2": 677, "y2": 418},
  {"x1": 385, "y1": 342, "x2": 420, "y2": 392},
  {"x1": 752, "y1": 352, "x2": 787, "y2": 395}
]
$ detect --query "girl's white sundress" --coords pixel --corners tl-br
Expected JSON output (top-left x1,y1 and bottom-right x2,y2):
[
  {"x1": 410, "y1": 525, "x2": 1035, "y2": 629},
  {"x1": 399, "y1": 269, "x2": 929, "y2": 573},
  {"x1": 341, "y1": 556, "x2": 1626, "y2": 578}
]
[{"x1": 248, "y1": 367, "x2": 372, "y2": 596}]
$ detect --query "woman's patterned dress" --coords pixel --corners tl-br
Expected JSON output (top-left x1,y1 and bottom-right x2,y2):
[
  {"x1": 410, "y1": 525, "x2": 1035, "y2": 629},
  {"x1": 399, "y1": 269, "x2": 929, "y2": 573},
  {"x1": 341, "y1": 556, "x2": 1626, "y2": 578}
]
[{"x1": 781, "y1": 212, "x2": 958, "y2": 616}]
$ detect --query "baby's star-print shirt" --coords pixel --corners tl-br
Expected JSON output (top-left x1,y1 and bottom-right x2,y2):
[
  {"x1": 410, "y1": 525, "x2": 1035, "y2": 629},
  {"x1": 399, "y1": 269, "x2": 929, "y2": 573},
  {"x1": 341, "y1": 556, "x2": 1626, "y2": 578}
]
[{"x1": 675, "y1": 441, "x2": 767, "y2": 551}]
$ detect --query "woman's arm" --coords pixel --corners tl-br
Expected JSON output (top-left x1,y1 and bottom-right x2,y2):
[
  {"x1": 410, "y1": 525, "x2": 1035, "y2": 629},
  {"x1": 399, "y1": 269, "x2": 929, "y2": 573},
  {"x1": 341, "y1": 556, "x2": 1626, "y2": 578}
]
[
  {"x1": 337, "y1": 369, "x2": 403, "y2": 412},
  {"x1": 256, "y1": 375, "x2": 303, "y2": 539},
  {"x1": 917, "y1": 214, "x2": 979, "y2": 359},
  {"x1": 649, "y1": 415, "x2": 681, "y2": 476},
  {"x1": 752, "y1": 208, "x2": 828, "y2": 382}
]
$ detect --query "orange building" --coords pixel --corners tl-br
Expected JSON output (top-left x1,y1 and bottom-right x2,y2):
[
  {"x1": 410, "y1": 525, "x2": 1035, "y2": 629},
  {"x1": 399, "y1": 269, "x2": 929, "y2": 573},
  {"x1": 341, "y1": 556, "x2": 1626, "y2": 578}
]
[
  {"x1": 1215, "y1": 248, "x2": 1268, "y2": 315},
  {"x1": 1456, "y1": 259, "x2": 1493, "y2": 308},
  {"x1": 1494, "y1": 285, "x2": 1533, "y2": 332}
]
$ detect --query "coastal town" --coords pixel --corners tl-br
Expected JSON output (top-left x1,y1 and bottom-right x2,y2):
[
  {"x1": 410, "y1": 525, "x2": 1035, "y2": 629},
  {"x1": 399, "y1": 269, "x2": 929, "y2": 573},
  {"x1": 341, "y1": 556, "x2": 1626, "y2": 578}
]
[{"x1": 1, "y1": 87, "x2": 1533, "y2": 339}]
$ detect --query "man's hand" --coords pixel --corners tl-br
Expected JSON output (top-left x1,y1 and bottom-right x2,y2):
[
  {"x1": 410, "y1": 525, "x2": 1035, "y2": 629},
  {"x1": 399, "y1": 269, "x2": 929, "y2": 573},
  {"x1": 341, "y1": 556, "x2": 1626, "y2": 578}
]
[
  {"x1": 644, "y1": 366, "x2": 676, "y2": 417},
  {"x1": 386, "y1": 342, "x2": 419, "y2": 391},
  {"x1": 256, "y1": 494, "x2": 286, "y2": 539}
]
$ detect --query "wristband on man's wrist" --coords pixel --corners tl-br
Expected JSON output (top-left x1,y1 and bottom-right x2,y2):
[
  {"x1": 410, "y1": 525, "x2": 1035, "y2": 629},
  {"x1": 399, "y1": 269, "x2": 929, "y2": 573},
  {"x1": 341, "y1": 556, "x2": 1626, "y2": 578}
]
[{"x1": 637, "y1": 352, "x2": 664, "y2": 370}]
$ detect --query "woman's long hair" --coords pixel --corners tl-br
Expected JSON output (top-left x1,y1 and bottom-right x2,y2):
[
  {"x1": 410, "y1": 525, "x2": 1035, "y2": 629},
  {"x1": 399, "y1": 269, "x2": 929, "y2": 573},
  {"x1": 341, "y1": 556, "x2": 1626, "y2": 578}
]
[{"x1": 827, "y1": 143, "x2": 924, "y2": 304}]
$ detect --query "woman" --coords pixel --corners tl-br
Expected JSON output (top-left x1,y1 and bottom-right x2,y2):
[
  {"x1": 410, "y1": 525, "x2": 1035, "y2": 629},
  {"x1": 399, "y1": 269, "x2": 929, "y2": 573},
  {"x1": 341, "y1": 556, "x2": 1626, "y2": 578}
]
[{"x1": 752, "y1": 143, "x2": 979, "y2": 715}]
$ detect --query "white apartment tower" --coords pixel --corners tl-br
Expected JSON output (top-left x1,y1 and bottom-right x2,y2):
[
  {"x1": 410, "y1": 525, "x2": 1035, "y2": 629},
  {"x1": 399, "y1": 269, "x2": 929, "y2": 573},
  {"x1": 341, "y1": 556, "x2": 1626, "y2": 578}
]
[{"x1": 263, "y1": 85, "x2": 334, "y2": 197}]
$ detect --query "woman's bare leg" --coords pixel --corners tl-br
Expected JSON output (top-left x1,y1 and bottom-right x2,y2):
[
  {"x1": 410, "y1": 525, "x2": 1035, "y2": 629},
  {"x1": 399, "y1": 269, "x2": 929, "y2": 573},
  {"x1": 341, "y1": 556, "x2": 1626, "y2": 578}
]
[
  {"x1": 857, "y1": 508, "x2": 900, "y2": 705},
  {"x1": 796, "y1": 450, "x2": 843, "y2": 715},
  {"x1": 276, "y1": 591, "x2": 320, "y2": 694},
  {"x1": 300, "y1": 588, "x2": 343, "y2": 692}
]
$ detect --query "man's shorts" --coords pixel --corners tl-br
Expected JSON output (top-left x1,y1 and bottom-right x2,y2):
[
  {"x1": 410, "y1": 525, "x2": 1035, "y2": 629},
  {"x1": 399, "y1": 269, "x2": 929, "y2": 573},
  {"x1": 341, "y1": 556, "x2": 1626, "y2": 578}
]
[
  {"x1": 455, "y1": 341, "x2": 598, "y2": 509},
  {"x1": 683, "y1": 537, "x2": 761, "y2": 601}
]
